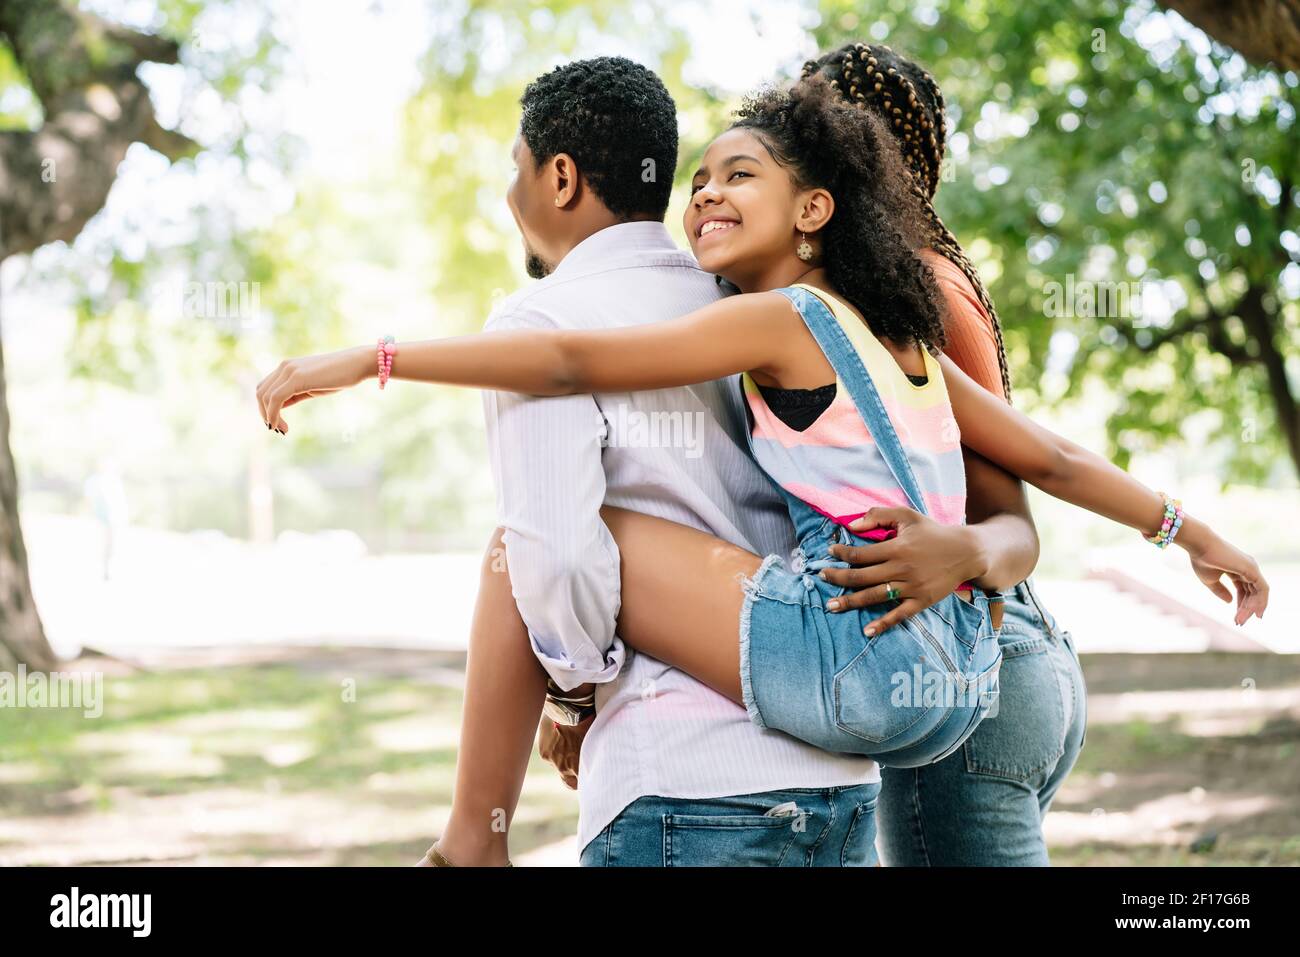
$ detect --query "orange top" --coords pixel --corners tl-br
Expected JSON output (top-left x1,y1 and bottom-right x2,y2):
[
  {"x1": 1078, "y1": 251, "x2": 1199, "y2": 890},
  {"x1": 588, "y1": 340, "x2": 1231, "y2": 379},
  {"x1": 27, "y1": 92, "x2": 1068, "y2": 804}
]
[{"x1": 919, "y1": 248, "x2": 1006, "y2": 401}]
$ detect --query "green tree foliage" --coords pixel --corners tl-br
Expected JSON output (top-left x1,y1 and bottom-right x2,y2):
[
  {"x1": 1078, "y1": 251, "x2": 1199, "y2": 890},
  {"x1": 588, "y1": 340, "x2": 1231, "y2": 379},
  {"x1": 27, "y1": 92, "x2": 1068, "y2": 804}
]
[
  {"x1": 403, "y1": 0, "x2": 719, "y2": 331},
  {"x1": 5, "y1": 0, "x2": 1293, "y2": 571},
  {"x1": 814, "y1": 0, "x2": 1299, "y2": 485}
]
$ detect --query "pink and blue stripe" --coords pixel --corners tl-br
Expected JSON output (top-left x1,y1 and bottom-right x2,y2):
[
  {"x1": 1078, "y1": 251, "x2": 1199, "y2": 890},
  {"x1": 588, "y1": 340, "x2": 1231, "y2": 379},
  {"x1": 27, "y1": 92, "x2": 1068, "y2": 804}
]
[{"x1": 742, "y1": 284, "x2": 966, "y2": 535}]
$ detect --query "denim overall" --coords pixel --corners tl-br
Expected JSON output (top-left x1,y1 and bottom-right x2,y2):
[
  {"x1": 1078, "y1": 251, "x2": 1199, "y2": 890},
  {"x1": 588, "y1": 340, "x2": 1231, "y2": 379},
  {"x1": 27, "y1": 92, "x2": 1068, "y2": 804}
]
[{"x1": 736, "y1": 285, "x2": 1003, "y2": 768}]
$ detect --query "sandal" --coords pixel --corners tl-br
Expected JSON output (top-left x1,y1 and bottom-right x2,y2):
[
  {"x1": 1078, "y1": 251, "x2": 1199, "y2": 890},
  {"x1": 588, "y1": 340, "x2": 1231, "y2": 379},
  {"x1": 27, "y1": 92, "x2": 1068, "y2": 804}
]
[{"x1": 416, "y1": 841, "x2": 513, "y2": 867}]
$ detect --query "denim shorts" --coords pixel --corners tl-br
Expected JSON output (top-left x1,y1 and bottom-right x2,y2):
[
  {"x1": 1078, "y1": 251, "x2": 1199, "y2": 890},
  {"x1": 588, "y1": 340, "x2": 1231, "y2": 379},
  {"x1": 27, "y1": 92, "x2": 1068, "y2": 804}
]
[
  {"x1": 578, "y1": 783, "x2": 882, "y2": 867},
  {"x1": 737, "y1": 540, "x2": 1002, "y2": 768}
]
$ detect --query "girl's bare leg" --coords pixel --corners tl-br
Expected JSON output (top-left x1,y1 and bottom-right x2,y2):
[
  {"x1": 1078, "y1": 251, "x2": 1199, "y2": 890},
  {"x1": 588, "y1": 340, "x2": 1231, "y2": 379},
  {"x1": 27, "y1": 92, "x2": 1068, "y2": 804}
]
[
  {"x1": 599, "y1": 505, "x2": 762, "y2": 704},
  {"x1": 433, "y1": 527, "x2": 548, "y2": 867},
  {"x1": 432, "y1": 510, "x2": 761, "y2": 865}
]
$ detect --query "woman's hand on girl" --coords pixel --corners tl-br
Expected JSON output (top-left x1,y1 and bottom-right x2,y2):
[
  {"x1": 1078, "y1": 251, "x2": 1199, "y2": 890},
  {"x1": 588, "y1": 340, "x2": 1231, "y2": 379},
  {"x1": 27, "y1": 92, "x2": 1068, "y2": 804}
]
[
  {"x1": 255, "y1": 345, "x2": 374, "y2": 433},
  {"x1": 819, "y1": 506, "x2": 988, "y2": 636}
]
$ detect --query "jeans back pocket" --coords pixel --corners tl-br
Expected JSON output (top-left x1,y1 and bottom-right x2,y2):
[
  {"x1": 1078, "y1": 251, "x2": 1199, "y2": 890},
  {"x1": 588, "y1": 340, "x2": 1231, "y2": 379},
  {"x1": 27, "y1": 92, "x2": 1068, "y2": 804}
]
[
  {"x1": 663, "y1": 812, "x2": 800, "y2": 867},
  {"x1": 932, "y1": 591, "x2": 992, "y2": 652},
  {"x1": 834, "y1": 615, "x2": 956, "y2": 746},
  {"x1": 963, "y1": 636, "x2": 1066, "y2": 784}
]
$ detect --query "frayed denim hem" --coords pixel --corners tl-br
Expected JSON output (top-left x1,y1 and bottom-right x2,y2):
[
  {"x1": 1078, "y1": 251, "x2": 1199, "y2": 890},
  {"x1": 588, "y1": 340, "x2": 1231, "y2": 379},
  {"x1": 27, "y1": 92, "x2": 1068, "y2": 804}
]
[{"x1": 737, "y1": 553, "x2": 785, "y2": 731}]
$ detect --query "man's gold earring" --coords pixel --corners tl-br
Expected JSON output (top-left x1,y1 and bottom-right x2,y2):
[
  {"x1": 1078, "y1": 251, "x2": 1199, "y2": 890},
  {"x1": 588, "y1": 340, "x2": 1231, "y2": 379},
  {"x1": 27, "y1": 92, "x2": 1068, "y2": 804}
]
[{"x1": 796, "y1": 231, "x2": 814, "y2": 262}]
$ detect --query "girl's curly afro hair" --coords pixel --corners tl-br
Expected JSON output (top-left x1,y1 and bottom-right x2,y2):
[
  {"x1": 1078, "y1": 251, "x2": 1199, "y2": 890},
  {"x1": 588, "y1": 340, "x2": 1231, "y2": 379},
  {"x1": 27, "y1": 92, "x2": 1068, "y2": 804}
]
[{"x1": 731, "y1": 74, "x2": 947, "y2": 351}]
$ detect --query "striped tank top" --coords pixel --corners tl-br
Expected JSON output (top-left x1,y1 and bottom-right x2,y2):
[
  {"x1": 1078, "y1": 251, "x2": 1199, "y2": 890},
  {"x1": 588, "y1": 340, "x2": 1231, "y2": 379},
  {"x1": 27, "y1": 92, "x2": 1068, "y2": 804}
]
[{"x1": 742, "y1": 283, "x2": 967, "y2": 537}]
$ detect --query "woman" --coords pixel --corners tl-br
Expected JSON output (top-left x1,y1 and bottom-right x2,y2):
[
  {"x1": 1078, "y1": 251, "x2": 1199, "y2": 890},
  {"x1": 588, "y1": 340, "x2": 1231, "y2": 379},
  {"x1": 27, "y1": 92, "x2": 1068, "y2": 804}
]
[
  {"x1": 808, "y1": 41, "x2": 1094, "y2": 865},
  {"x1": 255, "y1": 77, "x2": 1268, "y2": 865}
]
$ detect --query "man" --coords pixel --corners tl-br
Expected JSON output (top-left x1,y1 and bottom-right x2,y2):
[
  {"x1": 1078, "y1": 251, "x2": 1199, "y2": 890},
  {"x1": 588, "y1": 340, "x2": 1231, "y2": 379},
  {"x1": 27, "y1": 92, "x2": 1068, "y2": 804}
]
[
  {"x1": 439, "y1": 56, "x2": 1038, "y2": 866},
  {"x1": 465, "y1": 56, "x2": 881, "y2": 866}
]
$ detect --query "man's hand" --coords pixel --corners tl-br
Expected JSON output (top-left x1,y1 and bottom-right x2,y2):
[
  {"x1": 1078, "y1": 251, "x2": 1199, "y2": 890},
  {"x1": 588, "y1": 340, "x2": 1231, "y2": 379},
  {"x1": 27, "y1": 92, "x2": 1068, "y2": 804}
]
[
  {"x1": 537, "y1": 713, "x2": 593, "y2": 790},
  {"x1": 819, "y1": 506, "x2": 988, "y2": 636}
]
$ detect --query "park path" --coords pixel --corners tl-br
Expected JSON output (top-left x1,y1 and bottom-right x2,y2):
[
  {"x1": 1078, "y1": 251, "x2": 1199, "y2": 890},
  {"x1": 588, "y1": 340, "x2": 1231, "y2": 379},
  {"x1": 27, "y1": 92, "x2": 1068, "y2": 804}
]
[{"x1": 24, "y1": 513, "x2": 1298, "y2": 662}]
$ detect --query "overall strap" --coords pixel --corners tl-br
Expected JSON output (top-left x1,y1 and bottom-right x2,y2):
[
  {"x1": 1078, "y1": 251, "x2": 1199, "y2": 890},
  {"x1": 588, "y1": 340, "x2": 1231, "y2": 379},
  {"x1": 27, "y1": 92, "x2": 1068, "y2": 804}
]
[{"x1": 771, "y1": 285, "x2": 929, "y2": 517}]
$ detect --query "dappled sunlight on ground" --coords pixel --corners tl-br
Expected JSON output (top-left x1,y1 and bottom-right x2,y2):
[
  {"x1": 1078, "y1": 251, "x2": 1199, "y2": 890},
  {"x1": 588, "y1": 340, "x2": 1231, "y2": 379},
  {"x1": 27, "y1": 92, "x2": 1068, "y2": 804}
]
[
  {"x1": 1086, "y1": 687, "x2": 1300, "y2": 726},
  {"x1": 0, "y1": 646, "x2": 578, "y2": 866},
  {"x1": 1045, "y1": 654, "x2": 1300, "y2": 866},
  {"x1": 1047, "y1": 786, "x2": 1279, "y2": 848},
  {"x1": 1, "y1": 648, "x2": 1296, "y2": 866}
]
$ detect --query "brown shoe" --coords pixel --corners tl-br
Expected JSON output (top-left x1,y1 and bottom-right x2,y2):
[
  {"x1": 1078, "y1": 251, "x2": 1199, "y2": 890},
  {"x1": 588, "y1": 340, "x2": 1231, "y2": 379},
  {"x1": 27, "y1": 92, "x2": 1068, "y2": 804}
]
[{"x1": 415, "y1": 841, "x2": 512, "y2": 867}]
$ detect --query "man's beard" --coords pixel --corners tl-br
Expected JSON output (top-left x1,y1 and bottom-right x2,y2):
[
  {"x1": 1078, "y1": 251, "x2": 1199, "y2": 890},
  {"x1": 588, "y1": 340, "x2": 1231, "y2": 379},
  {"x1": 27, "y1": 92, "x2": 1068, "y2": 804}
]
[{"x1": 524, "y1": 247, "x2": 553, "y2": 279}]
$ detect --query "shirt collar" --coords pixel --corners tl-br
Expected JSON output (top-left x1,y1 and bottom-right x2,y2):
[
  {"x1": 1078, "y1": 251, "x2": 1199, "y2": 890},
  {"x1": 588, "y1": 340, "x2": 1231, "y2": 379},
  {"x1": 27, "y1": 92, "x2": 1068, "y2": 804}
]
[{"x1": 550, "y1": 221, "x2": 682, "y2": 278}]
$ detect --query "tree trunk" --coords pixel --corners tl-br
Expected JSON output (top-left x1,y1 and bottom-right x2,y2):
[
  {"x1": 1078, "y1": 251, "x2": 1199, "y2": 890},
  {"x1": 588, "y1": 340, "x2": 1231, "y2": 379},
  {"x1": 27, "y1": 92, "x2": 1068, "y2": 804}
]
[
  {"x1": 1238, "y1": 284, "x2": 1300, "y2": 481},
  {"x1": 0, "y1": 279, "x2": 56, "y2": 671},
  {"x1": 0, "y1": 1, "x2": 196, "y2": 260},
  {"x1": 1159, "y1": 0, "x2": 1300, "y2": 70},
  {"x1": 0, "y1": 0, "x2": 196, "y2": 669}
]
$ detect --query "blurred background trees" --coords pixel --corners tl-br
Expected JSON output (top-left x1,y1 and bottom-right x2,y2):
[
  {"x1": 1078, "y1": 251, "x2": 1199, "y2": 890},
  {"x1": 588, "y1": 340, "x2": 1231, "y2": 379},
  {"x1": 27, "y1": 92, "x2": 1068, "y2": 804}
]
[
  {"x1": 814, "y1": 0, "x2": 1298, "y2": 485},
  {"x1": 1, "y1": 0, "x2": 1296, "y2": 669},
  {"x1": 0, "y1": 0, "x2": 198, "y2": 668}
]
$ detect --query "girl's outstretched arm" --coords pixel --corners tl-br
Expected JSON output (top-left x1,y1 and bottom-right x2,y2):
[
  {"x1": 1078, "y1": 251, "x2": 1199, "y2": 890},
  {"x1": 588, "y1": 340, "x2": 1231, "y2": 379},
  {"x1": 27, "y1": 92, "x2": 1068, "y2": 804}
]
[
  {"x1": 256, "y1": 292, "x2": 802, "y2": 431},
  {"x1": 940, "y1": 354, "x2": 1269, "y2": 624},
  {"x1": 396, "y1": 291, "x2": 800, "y2": 394}
]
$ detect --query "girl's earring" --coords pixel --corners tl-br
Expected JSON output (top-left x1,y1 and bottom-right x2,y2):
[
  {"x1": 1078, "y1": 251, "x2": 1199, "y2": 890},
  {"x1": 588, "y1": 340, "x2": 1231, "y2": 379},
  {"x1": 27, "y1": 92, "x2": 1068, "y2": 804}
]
[
  {"x1": 796, "y1": 232, "x2": 814, "y2": 262},
  {"x1": 554, "y1": 196, "x2": 563, "y2": 206}
]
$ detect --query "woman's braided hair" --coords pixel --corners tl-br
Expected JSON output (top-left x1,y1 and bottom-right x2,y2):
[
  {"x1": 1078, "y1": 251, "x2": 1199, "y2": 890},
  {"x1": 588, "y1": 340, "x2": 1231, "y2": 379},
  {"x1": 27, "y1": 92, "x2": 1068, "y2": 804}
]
[
  {"x1": 803, "y1": 43, "x2": 1013, "y2": 400},
  {"x1": 731, "y1": 76, "x2": 947, "y2": 352}
]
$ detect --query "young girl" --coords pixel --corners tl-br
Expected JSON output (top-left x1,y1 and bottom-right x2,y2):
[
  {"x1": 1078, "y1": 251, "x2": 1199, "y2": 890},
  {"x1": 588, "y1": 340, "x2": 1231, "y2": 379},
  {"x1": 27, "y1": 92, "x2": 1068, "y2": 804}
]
[{"x1": 256, "y1": 77, "x2": 1268, "y2": 860}]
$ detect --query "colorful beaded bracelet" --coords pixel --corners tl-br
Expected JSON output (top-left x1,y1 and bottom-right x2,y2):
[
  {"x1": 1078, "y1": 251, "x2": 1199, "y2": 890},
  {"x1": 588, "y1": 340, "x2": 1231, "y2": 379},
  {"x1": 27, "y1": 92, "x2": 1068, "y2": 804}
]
[
  {"x1": 1145, "y1": 492, "x2": 1184, "y2": 549},
  {"x1": 377, "y1": 335, "x2": 395, "y2": 390}
]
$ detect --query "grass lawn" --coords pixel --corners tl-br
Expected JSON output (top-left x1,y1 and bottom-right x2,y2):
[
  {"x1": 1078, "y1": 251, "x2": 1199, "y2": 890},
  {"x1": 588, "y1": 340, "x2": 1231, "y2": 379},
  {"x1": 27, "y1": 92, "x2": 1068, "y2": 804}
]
[
  {"x1": 1, "y1": 647, "x2": 1297, "y2": 866},
  {"x1": 0, "y1": 647, "x2": 578, "y2": 866},
  {"x1": 1047, "y1": 653, "x2": 1300, "y2": 866}
]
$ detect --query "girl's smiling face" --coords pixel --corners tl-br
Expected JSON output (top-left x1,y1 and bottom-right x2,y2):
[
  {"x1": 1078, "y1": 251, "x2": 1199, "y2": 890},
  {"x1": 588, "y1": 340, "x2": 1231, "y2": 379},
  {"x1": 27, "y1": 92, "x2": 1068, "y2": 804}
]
[{"x1": 684, "y1": 127, "x2": 822, "y2": 292}]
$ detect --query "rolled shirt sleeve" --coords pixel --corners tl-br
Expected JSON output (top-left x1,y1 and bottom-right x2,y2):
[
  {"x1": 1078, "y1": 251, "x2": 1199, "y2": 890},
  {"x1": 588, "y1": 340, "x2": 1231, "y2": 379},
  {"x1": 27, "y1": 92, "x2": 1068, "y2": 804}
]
[{"x1": 481, "y1": 305, "x2": 625, "y2": 691}]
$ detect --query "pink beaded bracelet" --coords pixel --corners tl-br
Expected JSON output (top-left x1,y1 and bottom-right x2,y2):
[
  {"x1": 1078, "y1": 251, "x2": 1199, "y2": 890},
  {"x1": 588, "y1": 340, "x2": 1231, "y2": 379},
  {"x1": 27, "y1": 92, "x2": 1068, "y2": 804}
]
[{"x1": 377, "y1": 335, "x2": 395, "y2": 390}]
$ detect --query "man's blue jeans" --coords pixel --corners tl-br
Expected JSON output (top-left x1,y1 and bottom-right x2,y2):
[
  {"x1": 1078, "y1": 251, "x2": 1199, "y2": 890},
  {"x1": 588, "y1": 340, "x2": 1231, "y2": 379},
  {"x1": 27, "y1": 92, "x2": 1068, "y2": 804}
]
[{"x1": 579, "y1": 783, "x2": 882, "y2": 866}]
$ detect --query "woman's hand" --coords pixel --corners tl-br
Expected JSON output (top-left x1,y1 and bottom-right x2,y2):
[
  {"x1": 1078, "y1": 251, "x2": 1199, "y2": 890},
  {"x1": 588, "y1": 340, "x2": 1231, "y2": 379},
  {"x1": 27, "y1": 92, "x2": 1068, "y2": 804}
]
[
  {"x1": 819, "y1": 506, "x2": 988, "y2": 637},
  {"x1": 255, "y1": 345, "x2": 373, "y2": 433},
  {"x1": 1179, "y1": 523, "x2": 1269, "y2": 625}
]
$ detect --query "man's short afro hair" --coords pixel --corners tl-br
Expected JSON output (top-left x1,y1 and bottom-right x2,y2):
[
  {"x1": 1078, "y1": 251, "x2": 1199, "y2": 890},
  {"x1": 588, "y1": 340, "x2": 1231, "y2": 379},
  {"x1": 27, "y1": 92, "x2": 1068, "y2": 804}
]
[{"x1": 519, "y1": 56, "x2": 678, "y2": 221}]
